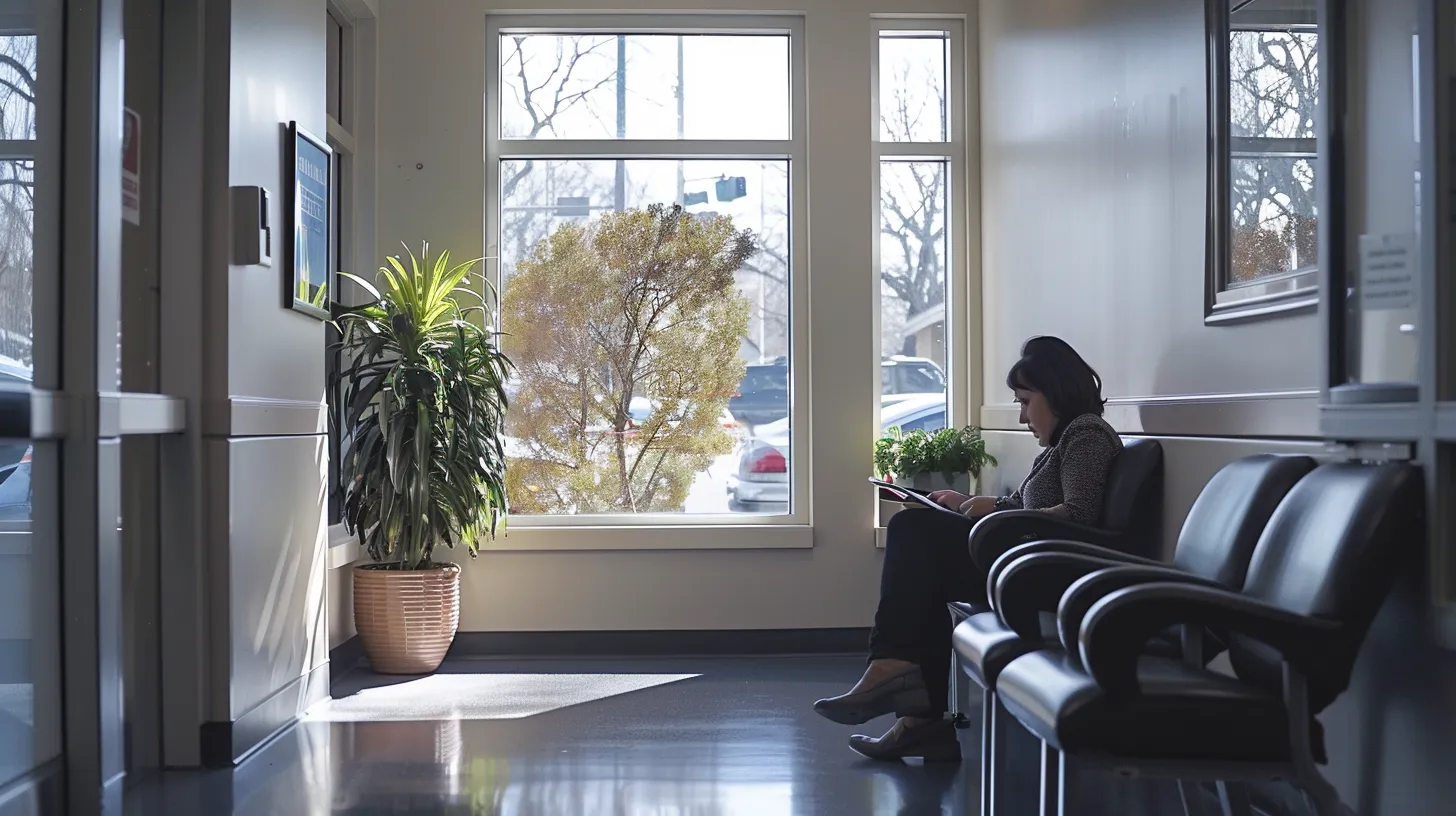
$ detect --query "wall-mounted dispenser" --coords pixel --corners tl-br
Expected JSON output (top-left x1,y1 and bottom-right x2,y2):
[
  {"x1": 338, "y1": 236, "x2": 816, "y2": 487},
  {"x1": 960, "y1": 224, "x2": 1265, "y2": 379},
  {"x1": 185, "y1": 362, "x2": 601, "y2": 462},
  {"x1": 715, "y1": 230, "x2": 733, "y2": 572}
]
[{"x1": 230, "y1": 186, "x2": 272, "y2": 267}]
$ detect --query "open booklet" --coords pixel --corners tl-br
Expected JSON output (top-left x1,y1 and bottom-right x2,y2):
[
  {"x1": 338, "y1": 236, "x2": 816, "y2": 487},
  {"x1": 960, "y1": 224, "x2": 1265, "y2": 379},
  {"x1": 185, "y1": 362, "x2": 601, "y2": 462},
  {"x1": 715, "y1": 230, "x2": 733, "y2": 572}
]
[{"x1": 868, "y1": 478, "x2": 970, "y2": 520}]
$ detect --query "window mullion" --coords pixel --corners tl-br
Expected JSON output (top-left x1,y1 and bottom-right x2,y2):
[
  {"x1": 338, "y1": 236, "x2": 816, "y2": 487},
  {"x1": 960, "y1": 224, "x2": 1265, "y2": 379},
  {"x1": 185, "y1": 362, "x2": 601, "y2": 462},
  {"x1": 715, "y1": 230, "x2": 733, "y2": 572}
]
[
  {"x1": 874, "y1": 143, "x2": 954, "y2": 160},
  {"x1": 496, "y1": 139, "x2": 796, "y2": 159}
]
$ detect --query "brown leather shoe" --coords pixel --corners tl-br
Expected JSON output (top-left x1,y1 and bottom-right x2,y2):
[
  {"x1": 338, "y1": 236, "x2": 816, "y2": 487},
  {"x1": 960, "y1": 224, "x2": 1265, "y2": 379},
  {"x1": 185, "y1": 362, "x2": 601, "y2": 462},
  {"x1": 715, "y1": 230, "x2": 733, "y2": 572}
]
[
  {"x1": 848, "y1": 718, "x2": 962, "y2": 762},
  {"x1": 812, "y1": 665, "x2": 931, "y2": 725}
]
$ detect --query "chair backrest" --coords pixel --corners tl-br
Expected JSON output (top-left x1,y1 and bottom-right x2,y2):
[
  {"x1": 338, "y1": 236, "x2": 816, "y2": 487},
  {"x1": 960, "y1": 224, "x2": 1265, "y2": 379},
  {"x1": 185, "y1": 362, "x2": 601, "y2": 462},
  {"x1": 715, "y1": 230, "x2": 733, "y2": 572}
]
[
  {"x1": 1171, "y1": 454, "x2": 1317, "y2": 587},
  {"x1": 1098, "y1": 438, "x2": 1164, "y2": 560},
  {"x1": 1230, "y1": 461, "x2": 1422, "y2": 712}
]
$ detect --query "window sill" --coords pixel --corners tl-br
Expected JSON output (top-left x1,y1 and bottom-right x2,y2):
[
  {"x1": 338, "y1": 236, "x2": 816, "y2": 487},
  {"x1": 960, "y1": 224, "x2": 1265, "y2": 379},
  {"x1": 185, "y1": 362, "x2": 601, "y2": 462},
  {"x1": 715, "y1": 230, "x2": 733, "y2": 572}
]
[
  {"x1": 1205, "y1": 289, "x2": 1318, "y2": 325},
  {"x1": 477, "y1": 524, "x2": 814, "y2": 552},
  {"x1": 328, "y1": 523, "x2": 362, "y2": 569}
]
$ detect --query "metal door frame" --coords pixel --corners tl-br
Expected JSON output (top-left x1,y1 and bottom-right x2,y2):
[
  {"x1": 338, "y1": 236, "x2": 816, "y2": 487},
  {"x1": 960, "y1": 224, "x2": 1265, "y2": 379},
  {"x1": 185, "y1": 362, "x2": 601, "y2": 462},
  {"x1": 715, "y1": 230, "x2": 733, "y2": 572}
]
[{"x1": 56, "y1": 0, "x2": 187, "y2": 811}]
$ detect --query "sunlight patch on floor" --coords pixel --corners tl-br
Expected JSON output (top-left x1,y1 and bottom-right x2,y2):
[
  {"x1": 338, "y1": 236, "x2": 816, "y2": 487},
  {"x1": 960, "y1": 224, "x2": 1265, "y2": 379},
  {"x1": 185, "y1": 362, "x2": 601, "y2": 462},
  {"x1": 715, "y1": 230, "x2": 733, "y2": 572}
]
[{"x1": 305, "y1": 673, "x2": 700, "y2": 722}]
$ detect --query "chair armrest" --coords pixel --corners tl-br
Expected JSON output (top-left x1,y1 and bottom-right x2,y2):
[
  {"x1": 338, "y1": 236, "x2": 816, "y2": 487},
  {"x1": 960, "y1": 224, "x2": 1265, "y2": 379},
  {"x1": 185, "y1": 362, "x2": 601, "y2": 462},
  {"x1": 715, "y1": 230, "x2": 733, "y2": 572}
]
[
  {"x1": 1080, "y1": 582, "x2": 1343, "y2": 698},
  {"x1": 986, "y1": 540, "x2": 1162, "y2": 608},
  {"x1": 1057, "y1": 566, "x2": 1228, "y2": 655},
  {"x1": 993, "y1": 552, "x2": 1154, "y2": 640},
  {"x1": 967, "y1": 510, "x2": 1121, "y2": 571}
]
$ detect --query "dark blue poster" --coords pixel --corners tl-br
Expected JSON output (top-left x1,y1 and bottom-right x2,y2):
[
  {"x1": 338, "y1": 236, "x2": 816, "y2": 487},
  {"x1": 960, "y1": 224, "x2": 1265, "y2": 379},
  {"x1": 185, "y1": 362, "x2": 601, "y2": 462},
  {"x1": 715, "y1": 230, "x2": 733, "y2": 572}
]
[{"x1": 289, "y1": 123, "x2": 332, "y2": 319}]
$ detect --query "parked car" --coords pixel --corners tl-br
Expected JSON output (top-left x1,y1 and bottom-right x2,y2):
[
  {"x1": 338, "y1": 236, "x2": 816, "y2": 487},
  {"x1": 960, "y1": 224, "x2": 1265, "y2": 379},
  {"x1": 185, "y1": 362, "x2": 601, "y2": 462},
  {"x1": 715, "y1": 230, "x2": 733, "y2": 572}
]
[
  {"x1": 0, "y1": 447, "x2": 31, "y2": 521},
  {"x1": 881, "y1": 355, "x2": 946, "y2": 397},
  {"x1": 727, "y1": 360, "x2": 789, "y2": 428},
  {"x1": 0, "y1": 361, "x2": 32, "y2": 485},
  {"x1": 727, "y1": 357, "x2": 947, "y2": 429},
  {"x1": 727, "y1": 393, "x2": 946, "y2": 513}
]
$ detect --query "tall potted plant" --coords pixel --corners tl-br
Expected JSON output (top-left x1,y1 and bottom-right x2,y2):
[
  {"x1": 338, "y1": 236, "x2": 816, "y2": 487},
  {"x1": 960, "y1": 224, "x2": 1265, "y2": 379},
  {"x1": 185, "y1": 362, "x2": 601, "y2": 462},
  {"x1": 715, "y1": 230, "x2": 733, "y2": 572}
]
[{"x1": 335, "y1": 244, "x2": 511, "y2": 675}]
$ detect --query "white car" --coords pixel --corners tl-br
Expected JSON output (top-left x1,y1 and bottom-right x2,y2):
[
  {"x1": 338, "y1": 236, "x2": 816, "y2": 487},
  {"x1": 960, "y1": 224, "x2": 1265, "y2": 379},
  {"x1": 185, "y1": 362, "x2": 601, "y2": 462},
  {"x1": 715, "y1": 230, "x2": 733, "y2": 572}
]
[{"x1": 727, "y1": 393, "x2": 947, "y2": 514}]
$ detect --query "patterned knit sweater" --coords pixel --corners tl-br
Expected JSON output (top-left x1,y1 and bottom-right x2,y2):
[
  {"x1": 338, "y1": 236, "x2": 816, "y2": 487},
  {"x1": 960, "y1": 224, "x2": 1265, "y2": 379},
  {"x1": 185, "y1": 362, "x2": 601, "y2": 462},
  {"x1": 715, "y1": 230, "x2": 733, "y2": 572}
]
[{"x1": 987, "y1": 413, "x2": 1122, "y2": 526}]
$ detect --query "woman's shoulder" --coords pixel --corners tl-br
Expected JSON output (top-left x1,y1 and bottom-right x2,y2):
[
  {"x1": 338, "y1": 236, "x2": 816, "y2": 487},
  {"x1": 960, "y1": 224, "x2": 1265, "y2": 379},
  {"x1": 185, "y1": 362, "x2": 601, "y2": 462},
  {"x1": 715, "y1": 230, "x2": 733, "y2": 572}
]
[{"x1": 1059, "y1": 413, "x2": 1123, "y2": 450}]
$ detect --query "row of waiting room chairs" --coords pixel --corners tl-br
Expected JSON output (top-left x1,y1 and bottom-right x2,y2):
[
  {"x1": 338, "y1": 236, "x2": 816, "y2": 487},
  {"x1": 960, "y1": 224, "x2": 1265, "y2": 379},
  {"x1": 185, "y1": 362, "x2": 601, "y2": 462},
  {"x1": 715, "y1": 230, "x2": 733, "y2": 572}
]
[{"x1": 945, "y1": 439, "x2": 1422, "y2": 816}]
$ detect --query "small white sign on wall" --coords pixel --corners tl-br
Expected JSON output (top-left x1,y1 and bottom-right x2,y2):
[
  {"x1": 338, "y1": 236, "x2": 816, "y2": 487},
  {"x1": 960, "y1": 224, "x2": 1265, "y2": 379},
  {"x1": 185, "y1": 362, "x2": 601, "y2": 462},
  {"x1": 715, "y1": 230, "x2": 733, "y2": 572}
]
[{"x1": 1358, "y1": 232, "x2": 1417, "y2": 311}]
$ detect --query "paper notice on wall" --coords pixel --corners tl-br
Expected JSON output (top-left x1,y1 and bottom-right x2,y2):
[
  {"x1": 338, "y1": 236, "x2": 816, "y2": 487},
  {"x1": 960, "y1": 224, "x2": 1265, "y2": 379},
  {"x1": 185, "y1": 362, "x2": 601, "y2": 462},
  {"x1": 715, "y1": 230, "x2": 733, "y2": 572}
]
[
  {"x1": 1358, "y1": 233, "x2": 1417, "y2": 311},
  {"x1": 122, "y1": 108, "x2": 140, "y2": 225}
]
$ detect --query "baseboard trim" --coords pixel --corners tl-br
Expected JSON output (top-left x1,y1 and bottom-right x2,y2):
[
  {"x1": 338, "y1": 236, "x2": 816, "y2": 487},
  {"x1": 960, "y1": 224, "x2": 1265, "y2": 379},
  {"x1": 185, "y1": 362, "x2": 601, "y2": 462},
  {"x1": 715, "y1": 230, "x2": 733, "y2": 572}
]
[
  {"x1": 201, "y1": 661, "x2": 330, "y2": 767},
  {"x1": 0, "y1": 757, "x2": 63, "y2": 816},
  {"x1": 448, "y1": 627, "x2": 872, "y2": 658},
  {"x1": 330, "y1": 634, "x2": 364, "y2": 677},
  {"x1": 204, "y1": 397, "x2": 328, "y2": 438}
]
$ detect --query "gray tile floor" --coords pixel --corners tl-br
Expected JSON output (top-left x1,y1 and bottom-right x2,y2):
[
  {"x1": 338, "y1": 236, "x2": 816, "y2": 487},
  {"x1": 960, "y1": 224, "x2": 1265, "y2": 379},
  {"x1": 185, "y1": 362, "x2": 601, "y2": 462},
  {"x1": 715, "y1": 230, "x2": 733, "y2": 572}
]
[{"x1": 123, "y1": 655, "x2": 1186, "y2": 815}]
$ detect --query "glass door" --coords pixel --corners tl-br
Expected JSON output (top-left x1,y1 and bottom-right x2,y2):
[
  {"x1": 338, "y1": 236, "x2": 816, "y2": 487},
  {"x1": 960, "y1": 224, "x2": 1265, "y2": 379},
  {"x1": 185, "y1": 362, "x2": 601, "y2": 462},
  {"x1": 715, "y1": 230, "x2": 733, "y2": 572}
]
[{"x1": 0, "y1": 0, "x2": 63, "y2": 809}]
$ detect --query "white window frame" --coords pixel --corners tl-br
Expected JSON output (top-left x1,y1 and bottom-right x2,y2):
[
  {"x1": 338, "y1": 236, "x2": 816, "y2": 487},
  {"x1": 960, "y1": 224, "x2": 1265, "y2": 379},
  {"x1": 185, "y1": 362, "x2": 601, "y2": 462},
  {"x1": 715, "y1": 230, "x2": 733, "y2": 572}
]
[
  {"x1": 870, "y1": 17, "x2": 972, "y2": 532},
  {"x1": 484, "y1": 14, "x2": 811, "y2": 533},
  {"x1": 326, "y1": 0, "x2": 377, "y2": 559}
]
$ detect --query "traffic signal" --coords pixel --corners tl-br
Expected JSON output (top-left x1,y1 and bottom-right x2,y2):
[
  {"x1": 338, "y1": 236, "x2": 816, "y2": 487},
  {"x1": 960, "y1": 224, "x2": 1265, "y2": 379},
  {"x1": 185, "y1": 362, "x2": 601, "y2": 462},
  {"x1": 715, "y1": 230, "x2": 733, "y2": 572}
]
[
  {"x1": 555, "y1": 196, "x2": 590, "y2": 217},
  {"x1": 715, "y1": 176, "x2": 747, "y2": 203}
]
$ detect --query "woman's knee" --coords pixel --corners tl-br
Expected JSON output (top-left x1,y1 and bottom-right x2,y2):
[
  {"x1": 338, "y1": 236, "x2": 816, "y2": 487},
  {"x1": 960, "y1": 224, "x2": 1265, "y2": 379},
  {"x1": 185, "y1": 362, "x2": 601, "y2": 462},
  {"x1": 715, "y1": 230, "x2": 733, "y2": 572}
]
[{"x1": 886, "y1": 508, "x2": 935, "y2": 538}]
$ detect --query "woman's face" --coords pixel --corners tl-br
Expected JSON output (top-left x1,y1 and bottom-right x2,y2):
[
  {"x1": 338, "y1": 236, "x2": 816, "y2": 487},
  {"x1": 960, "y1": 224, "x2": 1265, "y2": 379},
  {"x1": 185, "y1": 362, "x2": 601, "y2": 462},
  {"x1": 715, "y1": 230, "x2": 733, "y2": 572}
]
[{"x1": 1015, "y1": 388, "x2": 1057, "y2": 447}]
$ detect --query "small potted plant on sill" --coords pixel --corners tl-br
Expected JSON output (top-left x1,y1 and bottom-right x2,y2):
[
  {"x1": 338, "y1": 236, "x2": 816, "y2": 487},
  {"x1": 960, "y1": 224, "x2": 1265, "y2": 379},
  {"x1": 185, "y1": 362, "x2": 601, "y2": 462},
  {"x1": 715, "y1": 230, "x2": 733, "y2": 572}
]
[
  {"x1": 334, "y1": 243, "x2": 511, "y2": 675},
  {"x1": 873, "y1": 424, "x2": 997, "y2": 496}
]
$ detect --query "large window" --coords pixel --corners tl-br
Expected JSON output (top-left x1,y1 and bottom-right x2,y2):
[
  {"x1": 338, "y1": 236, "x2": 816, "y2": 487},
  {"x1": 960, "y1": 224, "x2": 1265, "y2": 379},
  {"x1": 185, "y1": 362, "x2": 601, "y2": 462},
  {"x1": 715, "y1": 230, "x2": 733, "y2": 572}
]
[
  {"x1": 487, "y1": 17, "x2": 806, "y2": 524},
  {"x1": 873, "y1": 22, "x2": 964, "y2": 441},
  {"x1": 1207, "y1": 0, "x2": 1320, "y2": 322}
]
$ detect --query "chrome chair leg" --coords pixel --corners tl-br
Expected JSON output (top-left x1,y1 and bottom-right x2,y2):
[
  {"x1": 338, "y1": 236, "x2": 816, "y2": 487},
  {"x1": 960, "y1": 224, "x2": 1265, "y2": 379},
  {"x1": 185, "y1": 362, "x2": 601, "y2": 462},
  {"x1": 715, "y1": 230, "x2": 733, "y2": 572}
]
[{"x1": 1038, "y1": 741, "x2": 1064, "y2": 816}]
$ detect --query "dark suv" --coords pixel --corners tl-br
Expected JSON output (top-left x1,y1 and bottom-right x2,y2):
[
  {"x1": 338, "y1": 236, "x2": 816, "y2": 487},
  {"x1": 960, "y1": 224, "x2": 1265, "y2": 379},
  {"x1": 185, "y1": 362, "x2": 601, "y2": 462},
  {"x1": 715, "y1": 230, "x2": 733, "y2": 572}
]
[{"x1": 728, "y1": 360, "x2": 789, "y2": 427}]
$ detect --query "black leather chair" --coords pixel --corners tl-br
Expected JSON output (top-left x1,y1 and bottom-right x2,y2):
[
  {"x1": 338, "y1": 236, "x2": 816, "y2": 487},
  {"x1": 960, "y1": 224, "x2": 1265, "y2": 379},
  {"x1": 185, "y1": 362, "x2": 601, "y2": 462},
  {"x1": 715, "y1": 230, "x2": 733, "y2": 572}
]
[
  {"x1": 957, "y1": 454, "x2": 1315, "y2": 816},
  {"x1": 947, "y1": 437, "x2": 1165, "y2": 628},
  {"x1": 994, "y1": 461, "x2": 1422, "y2": 816}
]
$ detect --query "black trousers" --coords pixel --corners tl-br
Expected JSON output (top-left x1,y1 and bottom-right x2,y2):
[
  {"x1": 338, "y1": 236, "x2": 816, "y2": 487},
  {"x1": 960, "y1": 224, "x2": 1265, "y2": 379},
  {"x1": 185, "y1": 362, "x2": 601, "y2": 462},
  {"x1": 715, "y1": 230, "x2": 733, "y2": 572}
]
[{"x1": 867, "y1": 508, "x2": 984, "y2": 716}]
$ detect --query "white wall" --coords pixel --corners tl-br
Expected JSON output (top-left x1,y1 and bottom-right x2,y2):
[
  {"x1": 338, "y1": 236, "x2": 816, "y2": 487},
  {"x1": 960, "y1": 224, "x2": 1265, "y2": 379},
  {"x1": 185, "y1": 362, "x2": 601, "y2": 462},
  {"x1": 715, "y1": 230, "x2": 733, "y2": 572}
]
[
  {"x1": 977, "y1": 0, "x2": 1320, "y2": 421},
  {"x1": 374, "y1": 0, "x2": 975, "y2": 632},
  {"x1": 209, "y1": 0, "x2": 332, "y2": 746}
]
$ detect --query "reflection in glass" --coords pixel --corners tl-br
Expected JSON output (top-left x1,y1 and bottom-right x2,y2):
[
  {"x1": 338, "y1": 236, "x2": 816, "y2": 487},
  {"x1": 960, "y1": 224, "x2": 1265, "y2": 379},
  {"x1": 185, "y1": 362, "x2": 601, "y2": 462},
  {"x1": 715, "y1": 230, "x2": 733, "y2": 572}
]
[
  {"x1": 1226, "y1": 4, "x2": 1318, "y2": 286},
  {"x1": 1230, "y1": 29, "x2": 1318, "y2": 140},
  {"x1": 879, "y1": 160, "x2": 947, "y2": 420},
  {"x1": 0, "y1": 36, "x2": 36, "y2": 142},
  {"x1": 0, "y1": 26, "x2": 39, "y2": 790},
  {"x1": 1229, "y1": 156, "x2": 1316, "y2": 284},
  {"x1": 498, "y1": 34, "x2": 791, "y2": 141},
  {"x1": 497, "y1": 159, "x2": 790, "y2": 516},
  {"x1": 878, "y1": 32, "x2": 947, "y2": 143}
]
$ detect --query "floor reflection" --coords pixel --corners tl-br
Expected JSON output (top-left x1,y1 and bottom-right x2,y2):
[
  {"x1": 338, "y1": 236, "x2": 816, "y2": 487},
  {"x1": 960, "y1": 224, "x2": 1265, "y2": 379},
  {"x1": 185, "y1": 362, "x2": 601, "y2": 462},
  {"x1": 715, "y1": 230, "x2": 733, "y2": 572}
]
[{"x1": 128, "y1": 656, "x2": 975, "y2": 815}]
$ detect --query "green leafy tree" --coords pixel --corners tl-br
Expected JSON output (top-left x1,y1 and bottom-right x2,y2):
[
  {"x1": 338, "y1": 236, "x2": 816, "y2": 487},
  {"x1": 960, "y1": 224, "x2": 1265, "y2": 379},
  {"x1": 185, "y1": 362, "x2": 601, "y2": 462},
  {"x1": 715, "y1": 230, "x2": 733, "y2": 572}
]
[{"x1": 503, "y1": 204, "x2": 755, "y2": 514}]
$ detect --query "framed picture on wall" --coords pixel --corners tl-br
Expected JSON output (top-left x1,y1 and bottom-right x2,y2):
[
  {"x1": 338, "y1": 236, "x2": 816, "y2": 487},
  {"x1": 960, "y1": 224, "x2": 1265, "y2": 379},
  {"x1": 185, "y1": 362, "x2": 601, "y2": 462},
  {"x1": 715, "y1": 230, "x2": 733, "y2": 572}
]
[{"x1": 285, "y1": 121, "x2": 334, "y2": 320}]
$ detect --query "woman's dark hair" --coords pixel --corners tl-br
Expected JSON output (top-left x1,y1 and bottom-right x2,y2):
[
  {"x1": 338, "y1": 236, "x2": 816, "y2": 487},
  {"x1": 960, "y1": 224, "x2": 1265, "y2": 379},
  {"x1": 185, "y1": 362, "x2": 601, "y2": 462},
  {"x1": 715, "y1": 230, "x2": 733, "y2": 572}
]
[{"x1": 1005, "y1": 336, "x2": 1106, "y2": 444}]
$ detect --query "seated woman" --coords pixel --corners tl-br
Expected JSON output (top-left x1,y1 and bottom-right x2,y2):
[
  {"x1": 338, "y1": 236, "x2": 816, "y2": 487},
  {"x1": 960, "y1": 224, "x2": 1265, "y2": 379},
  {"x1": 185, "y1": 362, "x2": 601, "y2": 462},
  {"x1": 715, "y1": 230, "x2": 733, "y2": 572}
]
[{"x1": 813, "y1": 335, "x2": 1123, "y2": 762}]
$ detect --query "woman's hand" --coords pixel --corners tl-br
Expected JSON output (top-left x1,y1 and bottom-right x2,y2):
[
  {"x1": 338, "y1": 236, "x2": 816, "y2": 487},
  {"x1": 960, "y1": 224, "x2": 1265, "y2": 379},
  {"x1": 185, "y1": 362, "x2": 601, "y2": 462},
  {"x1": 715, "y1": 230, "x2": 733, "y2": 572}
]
[
  {"x1": 962, "y1": 495, "x2": 997, "y2": 517},
  {"x1": 928, "y1": 490, "x2": 973, "y2": 510}
]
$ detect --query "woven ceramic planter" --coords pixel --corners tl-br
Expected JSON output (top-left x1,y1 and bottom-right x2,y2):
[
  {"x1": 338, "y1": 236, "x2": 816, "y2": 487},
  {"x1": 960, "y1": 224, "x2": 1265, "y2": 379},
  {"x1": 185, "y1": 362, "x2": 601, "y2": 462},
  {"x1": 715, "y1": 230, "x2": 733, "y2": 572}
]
[{"x1": 353, "y1": 562, "x2": 461, "y2": 675}]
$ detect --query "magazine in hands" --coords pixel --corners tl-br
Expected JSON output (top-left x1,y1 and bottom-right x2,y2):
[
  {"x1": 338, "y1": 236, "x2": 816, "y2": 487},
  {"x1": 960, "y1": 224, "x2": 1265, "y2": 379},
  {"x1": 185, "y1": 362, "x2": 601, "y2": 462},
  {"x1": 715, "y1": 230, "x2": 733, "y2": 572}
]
[{"x1": 868, "y1": 478, "x2": 969, "y2": 520}]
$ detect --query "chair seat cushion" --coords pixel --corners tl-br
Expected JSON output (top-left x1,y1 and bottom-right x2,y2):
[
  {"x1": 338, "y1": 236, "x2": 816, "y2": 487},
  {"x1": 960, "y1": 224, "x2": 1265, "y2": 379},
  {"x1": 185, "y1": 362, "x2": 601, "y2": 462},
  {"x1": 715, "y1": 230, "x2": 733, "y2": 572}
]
[
  {"x1": 995, "y1": 651, "x2": 1302, "y2": 764},
  {"x1": 947, "y1": 601, "x2": 989, "y2": 624},
  {"x1": 953, "y1": 611, "x2": 1039, "y2": 690}
]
